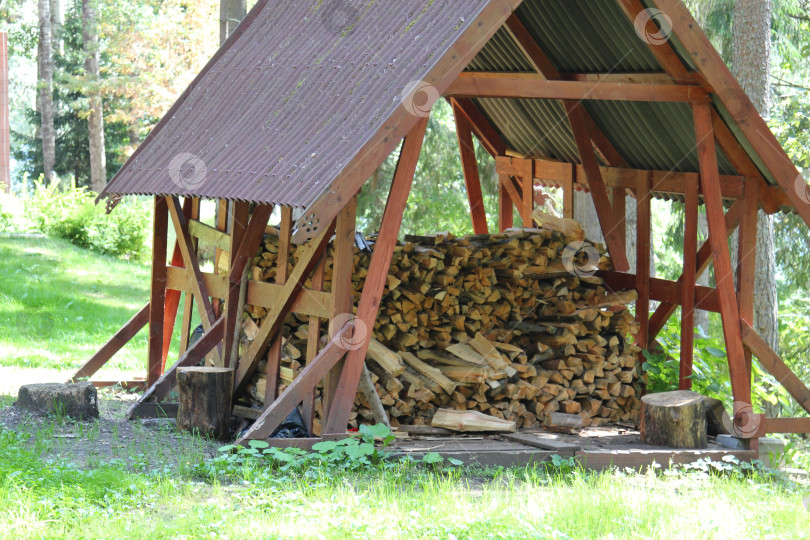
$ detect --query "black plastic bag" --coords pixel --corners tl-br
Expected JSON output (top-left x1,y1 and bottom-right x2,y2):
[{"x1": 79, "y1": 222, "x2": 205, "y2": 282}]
[{"x1": 269, "y1": 406, "x2": 309, "y2": 439}]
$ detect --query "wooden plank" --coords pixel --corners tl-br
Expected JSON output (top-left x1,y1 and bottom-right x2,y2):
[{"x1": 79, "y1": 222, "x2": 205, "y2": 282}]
[
  {"x1": 636, "y1": 172, "x2": 651, "y2": 354},
  {"x1": 614, "y1": 0, "x2": 691, "y2": 82},
  {"x1": 577, "y1": 449, "x2": 755, "y2": 471},
  {"x1": 148, "y1": 196, "x2": 169, "y2": 387},
  {"x1": 612, "y1": 186, "x2": 626, "y2": 243},
  {"x1": 127, "y1": 316, "x2": 225, "y2": 418},
  {"x1": 600, "y1": 271, "x2": 720, "y2": 313},
  {"x1": 566, "y1": 102, "x2": 630, "y2": 271},
  {"x1": 167, "y1": 196, "x2": 221, "y2": 363},
  {"x1": 162, "y1": 197, "x2": 192, "y2": 372},
  {"x1": 501, "y1": 173, "x2": 529, "y2": 224},
  {"x1": 179, "y1": 199, "x2": 201, "y2": 356},
  {"x1": 454, "y1": 102, "x2": 489, "y2": 234},
  {"x1": 188, "y1": 219, "x2": 230, "y2": 251},
  {"x1": 323, "y1": 198, "x2": 357, "y2": 419},
  {"x1": 235, "y1": 326, "x2": 352, "y2": 442},
  {"x1": 679, "y1": 178, "x2": 698, "y2": 390},
  {"x1": 737, "y1": 180, "x2": 758, "y2": 380},
  {"x1": 648, "y1": 200, "x2": 742, "y2": 338},
  {"x1": 222, "y1": 201, "x2": 250, "y2": 368},
  {"x1": 323, "y1": 118, "x2": 429, "y2": 435},
  {"x1": 693, "y1": 102, "x2": 751, "y2": 406},
  {"x1": 450, "y1": 97, "x2": 508, "y2": 157},
  {"x1": 764, "y1": 417, "x2": 810, "y2": 434},
  {"x1": 264, "y1": 207, "x2": 292, "y2": 406},
  {"x1": 447, "y1": 75, "x2": 710, "y2": 103},
  {"x1": 498, "y1": 175, "x2": 514, "y2": 232},
  {"x1": 233, "y1": 227, "x2": 333, "y2": 395},
  {"x1": 90, "y1": 380, "x2": 146, "y2": 391},
  {"x1": 302, "y1": 254, "x2": 325, "y2": 434},
  {"x1": 742, "y1": 323, "x2": 810, "y2": 414},
  {"x1": 70, "y1": 304, "x2": 150, "y2": 382},
  {"x1": 503, "y1": 432, "x2": 581, "y2": 452},
  {"x1": 520, "y1": 159, "x2": 534, "y2": 225},
  {"x1": 653, "y1": 0, "x2": 810, "y2": 228},
  {"x1": 165, "y1": 268, "x2": 331, "y2": 318}
]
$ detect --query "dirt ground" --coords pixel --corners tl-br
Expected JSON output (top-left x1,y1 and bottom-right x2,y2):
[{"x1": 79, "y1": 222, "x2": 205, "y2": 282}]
[{"x1": 0, "y1": 367, "x2": 220, "y2": 470}]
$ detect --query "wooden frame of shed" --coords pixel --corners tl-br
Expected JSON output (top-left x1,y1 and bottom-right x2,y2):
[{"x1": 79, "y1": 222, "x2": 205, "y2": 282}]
[{"x1": 76, "y1": 0, "x2": 810, "y2": 446}]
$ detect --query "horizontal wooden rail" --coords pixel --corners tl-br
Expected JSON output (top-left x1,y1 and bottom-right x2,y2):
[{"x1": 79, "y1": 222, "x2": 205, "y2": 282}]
[
  {"x1": 188, "y1": 219, "x2": 230, "y2": 251},
  {"x1": 165, "y1": 267, "x2": 331, "y2": 318},
  {"x1": 599, "y1": 271, "x2": 720, "y2": 313},
  {"x1": 447, "y1": 74, "x2": 710, "y2": 103}
]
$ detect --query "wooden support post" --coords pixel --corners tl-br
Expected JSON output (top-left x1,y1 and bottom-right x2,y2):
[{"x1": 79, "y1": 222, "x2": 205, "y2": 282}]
[
  {"x1": 70, "y1": 304, "x2": 150, "y2": 382},
  {"x1": 566, "y1": 101, "x2": 630, "y2": 271},
  {"x1": 498, "y1": 174, "x2": 514, "y2": 232},
  {"x1": 562, "y1": 170, "x2": 574, "y2": 219},
  {"x1": 303, "y1": 254, "x2": 325, "y2": 434},
  {"x1": 162, "y1": 198, "x2": 193, "y2": 371},
  {"x1": 450, "y1": 98, "x2": 508, "y2": 157},
  {"x1": 636, "y1": 172, "x2": 651, "y2": 355},
  {"x1": 453, "y1": 102, "x2": 489, "y2": 234},
  {"x1": 692, "y1": 102, "x2": 751, "y2": 409},
  {"x1": 179, "y1": 198, "x2": 201, "y2": 356},
  {"x1": 264, "y1": 207, "x2": 292, "y2": 406},
  {"x1": 167, "y1": 196, "x2": 222, "y2": 364},
  {"x1": 519, "y1": 159, "x2": 534, "y2": 225},
  {"x1": 737, "y1": 180, "x2": 758, "y2": 380},
  {"x1": 679, "y1": 179, "x2": 698, "y2": 390},
  {"x1": 323, "y1": 197, "x2": 357, "y2": 419},
  {"x1": 648, "y1": 201, "x2": 742, "y2": 339},
  {"x1": 222, "y1": 201, "x2": 250, "y2": 367},
  {"x1": 148, "y1": 196, "x2": 169, "y2": 386},
  {"x1": 501, "y1": 173, "x2": 530, "y2": 225},
  {"x1": 213, "y1": 199, "x2": 229, "y2": 317},
  {"x1": 233, "y1": 226, "x2": 333, "y2": 395},
  {"x1": 612, "y1": 186, "x2": 626, "y2": 244},
  {"x1": 322, "y1": 117, "x2": 429, "y2": 435}
]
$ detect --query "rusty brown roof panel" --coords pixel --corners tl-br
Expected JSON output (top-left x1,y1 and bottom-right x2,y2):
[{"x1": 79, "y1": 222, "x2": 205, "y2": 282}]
[{"x1": 100, "y1": 0, "x2": 513, "y2": 208}]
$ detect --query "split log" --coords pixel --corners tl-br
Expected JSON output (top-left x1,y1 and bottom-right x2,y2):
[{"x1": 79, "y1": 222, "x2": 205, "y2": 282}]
[
  {"x1": 431, "y1": 408, "x2": 516, "y2": 432},
  {"x1": 640, "y1": 391, "x2": 707, "y2": 449},
  {"x1": 177, "y1": 367, "x2": 234, "y2": 440}
]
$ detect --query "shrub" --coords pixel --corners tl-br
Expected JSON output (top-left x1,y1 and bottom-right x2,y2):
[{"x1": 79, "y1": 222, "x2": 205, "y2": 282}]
[{"x1": 25, "y1": 178, "x2": 151, "y2": 261}]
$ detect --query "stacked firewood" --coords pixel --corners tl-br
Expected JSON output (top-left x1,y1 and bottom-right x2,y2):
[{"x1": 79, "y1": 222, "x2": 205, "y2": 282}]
[{"x1": 239, "y1": 219, "x2": 642, "y2": 434}]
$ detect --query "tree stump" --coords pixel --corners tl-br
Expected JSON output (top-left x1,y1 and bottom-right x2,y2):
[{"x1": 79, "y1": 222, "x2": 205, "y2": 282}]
[
  {"x1": 177, "y1": 367, "x2": 234, "y2": 440},
  {"x1": 640, "y1": 390, "x2": 707, "y2": 448}
]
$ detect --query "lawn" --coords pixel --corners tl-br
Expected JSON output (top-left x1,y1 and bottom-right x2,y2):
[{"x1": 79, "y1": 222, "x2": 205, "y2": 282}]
[
  {"x1": 0, "y1": 235, "x2": 809, "y2": 539},
  {"x1": 0, "y1": 234, "x2": 193, "y2": 376}
]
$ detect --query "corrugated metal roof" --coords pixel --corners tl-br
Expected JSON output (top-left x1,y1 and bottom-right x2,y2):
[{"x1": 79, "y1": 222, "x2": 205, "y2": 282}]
[{"x1": 100, "y1": 0, "x2": 507, "y2": 207}]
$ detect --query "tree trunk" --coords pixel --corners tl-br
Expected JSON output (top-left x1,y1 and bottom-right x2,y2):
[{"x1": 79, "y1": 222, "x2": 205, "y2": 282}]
[
  {"x1": 50, "y1": 0, "x2": 62, "y2": 55},
  {"x1": 220, "y1": 0, "x2": 247, "y2": 45},
  {"x1": 37, "y1": 0, "x2": 56, "y2": 183},
  {"x1": 82, "y1": 0, "x2": 106, "y2": 193},
  {"x1": 695, "y1": 209, "x2": 710, "y2": 333},
  {"x1": 640, "y1": 390, "x2": 708, "y2": 448}
]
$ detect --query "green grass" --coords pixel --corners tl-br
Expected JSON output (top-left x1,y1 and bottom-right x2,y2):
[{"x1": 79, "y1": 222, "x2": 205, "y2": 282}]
[
  {"x1": 0, "y1": 235, "x2": 195, "y2": 374},
  {"x1": 0, "y1": 418, "x2": 808, "y2": 540}
]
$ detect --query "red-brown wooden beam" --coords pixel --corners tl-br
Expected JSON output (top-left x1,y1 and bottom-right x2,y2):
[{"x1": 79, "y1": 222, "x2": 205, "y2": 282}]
[
  {"x1": 303, "y1": 254, "x2": 325, "y2": 434},
  {"x1": 453, "y1": 102, "x2": 489, "y2": 234},
  {"x1": 679, "y1": 178, "x2": 699, "y2": 389},
  {"x1": 70, "y1": 304, "x2": 150, "y2": 383},
  {"x1": 167, "y1": 196, "x2": 222, "y2": 364},
  {"x1": 737, "y1": 180, "x2": 759, "y2": 381},
  {"x1": 148, "y1": 196, "x2": 169, "y2": 387},
  {"x1": 498, "y1": 175, "x2": 514, "y2": 232},
  {"x1": 447, "y1": 74, "x2": 710, "y2": 103},
  {"x1": 693, "y1": 102, "x2": 751, "y2": 409},
  {"x1": 601, "y1": 271, "x2": 721, "y2": 313},
  {"x1": 179, "y1": 198, "x2": 201, "y2": 356},
  {"x1": 648, "y1": 200, "x2": 742, "y2": 339},
  {"x1": 161, "y1": 198, "x2": 192, "y2": 371},
  {"x1": 566, "y1": 102, "x2": 630, "y2": 271},
  {"x1": 636, "y1": 172, "x2": 652, "y2": 354},
  {"x1": 323, "y1": 117, "x2": 429, "y2": 435},
  {"x1": 264, "y1": 206, "x2": 292, "y2": 406},
  {"x1": 323, "y1": 197, "x2": 358, "y2": 419},
  {"x1": 450, "y1": 98, "x2": 508, "y2": 157},
  {"x1": 563, "y1": 173, "x2": 575, "y2": 219}
]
